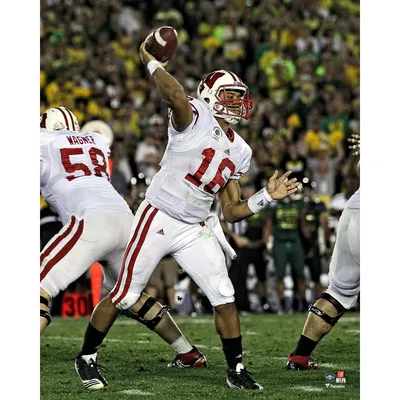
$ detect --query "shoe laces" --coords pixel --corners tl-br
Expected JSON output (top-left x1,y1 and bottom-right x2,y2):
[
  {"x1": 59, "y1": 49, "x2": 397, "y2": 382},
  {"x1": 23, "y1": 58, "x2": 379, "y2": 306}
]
[
  {"x1": 231, "y1": 365, "x2": 257, "y2": 387},
  {"x1": 85, "y1": 359, "x2": 108, "y2": 377},
  {"x1": 168, "y1": 355, "x2": 181, "y2": 366}
]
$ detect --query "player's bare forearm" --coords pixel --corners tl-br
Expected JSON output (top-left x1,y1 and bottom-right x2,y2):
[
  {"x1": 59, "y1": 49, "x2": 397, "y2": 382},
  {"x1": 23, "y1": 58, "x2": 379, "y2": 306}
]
[
  {"x1": 222, "y1": 200, "x2": 254, "y2": 223},
  {"x1": 218, "y1": 180, "x2": 254, "y2": 223},
  {"x1": 139, "y1": 38, "x2": 192, "y2": 131},
  {"x1": 152, "y1": 69, "x2": 192, "y2": 131},
  {"x1": 152, "y1": 68, "x2": 186, "y2": 108},
  {"x1": 139, "y1": 38, "x2": 184, "y2": 106}
]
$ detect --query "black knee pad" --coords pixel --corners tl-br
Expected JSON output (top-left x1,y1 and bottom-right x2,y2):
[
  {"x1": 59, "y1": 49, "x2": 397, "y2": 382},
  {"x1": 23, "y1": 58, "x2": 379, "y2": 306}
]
[
  {"x1": 308, "y1": 292, "x2": 345, "y2": 326},
  {"x1": 122, "y1": 296, "x2": 169, "y2": 331},
  {"x1": 40, "y1": 296, "x2": 52, "y2": 326}
]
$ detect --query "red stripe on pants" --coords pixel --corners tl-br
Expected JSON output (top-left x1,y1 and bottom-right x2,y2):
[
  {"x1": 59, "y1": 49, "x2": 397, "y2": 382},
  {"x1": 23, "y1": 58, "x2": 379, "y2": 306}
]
[
  {"x1": 40, "y1": 216, "x2": 76, "y2": 265},
  {"x1": 40, "y1": 219, "x2": 84, "y2": 281},
  {"x1": 109, "y1": 204, "x2": 152, "y2": 300},
  {"x1": 113, "y1": 207, "x2": 158, "y2": 305}
]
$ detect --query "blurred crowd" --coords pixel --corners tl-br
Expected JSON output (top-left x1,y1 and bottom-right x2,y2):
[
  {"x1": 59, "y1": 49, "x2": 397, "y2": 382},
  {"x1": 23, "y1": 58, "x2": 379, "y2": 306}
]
[{"x1": 40, "y1": 0, "x2": 360, "y2": 314}]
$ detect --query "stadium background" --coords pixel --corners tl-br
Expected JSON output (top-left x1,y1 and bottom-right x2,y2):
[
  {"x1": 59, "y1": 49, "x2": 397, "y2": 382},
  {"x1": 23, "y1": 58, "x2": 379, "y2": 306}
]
[{"x1": 40, "y1": 0, "x2": 360, "y2": 317}]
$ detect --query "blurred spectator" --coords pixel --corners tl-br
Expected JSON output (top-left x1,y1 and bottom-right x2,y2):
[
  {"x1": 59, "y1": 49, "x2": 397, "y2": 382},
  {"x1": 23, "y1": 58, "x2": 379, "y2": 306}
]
[
  {"x1": 111, "y1": 137, "x2": 134, "y2": 194},
  {"x1": 290, "y1": 80, "x2": 324, "y2": 130},
  {"x1": 279, "y1": 141, "x2": 310, "y2": 184},
  {"x1": 134, "y1": 115, "x2": 163, "y2": 180},
  {"x1": 307, "y1": 142, "x2": 344, "y2": 203},
  {"x1": 118, "y1": 4, "x2": 142, "y2": 37},
  {"x1": 321, "y1": 96, "x2": 349, "y2": 138},
  {"x1": 304, "y1": 108, "x2": 345, "y2": 156}
]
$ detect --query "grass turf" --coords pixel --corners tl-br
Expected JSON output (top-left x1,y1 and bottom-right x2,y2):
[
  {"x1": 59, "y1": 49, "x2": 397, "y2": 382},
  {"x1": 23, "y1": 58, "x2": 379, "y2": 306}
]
[{"x1": 41, "y1": 313, "x2": 359, "y2": 400}]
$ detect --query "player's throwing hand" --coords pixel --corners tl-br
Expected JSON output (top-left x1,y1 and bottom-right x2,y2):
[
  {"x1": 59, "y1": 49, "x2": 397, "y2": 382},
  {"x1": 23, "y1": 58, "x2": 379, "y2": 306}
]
[
  {"x1": 267, "y1": 170, "x2": 299, "y2": 200},
  {"x1": 139, "y1": 38, "x2": 169, "y2": 68}
]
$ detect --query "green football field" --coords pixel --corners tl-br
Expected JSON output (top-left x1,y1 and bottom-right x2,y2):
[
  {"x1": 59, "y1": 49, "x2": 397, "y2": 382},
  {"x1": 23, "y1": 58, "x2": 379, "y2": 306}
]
[{"x1": 40, "y1": 313, "x2": 360, "y2": 400}]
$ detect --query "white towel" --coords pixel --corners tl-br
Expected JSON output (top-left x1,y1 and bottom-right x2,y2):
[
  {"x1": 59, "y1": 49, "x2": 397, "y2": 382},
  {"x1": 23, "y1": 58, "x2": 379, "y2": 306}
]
[{"x1": 205, "y1": 214, "x2": 237, "y2": 260}]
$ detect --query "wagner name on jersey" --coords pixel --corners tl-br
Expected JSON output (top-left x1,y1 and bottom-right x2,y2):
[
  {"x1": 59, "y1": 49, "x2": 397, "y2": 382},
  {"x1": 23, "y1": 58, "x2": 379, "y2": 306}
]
[
  {"x1": 146, "y1": 97, "x2": 252, "y2": 224},
  {"x1": 40, "y1": 129, "x2": 130, "y2": 224}
]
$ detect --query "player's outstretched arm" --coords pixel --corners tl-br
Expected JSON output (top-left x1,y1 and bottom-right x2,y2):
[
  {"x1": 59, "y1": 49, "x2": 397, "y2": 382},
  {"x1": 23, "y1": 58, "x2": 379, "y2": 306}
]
[
  {"x1": 218, "y1": 171, "x2": 299, "y2": 223},
  {"x1": 139, "y1": 40, "x2": 192, "y2": 132},
  {"x1": 218, "y1": 180, "x2": 250, "y2": 223}
]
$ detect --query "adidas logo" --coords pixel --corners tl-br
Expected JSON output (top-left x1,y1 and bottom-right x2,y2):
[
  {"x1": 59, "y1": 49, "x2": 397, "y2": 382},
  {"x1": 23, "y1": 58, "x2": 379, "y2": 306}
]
[
  {"x1": 257, "y1": 200, "x2": 264, "y2": 207},
  {"x1": 224, "y1": 149, "x2": 230, "y2": 155},
  {"x1": 157, "y1": 229, "x2": 165, "y2": 235}
]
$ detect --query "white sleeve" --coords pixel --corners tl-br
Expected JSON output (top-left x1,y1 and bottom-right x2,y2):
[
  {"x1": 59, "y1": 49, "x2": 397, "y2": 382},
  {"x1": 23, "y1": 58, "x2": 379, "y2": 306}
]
[
  {"x1": 230, "y1": 144, "x2": 252, "y2": 180},
  {"x1": 40, "y1": 146, "x2": 50, "y2": 186},
  {"x1": 167, "y1": 97, "x2": 210, "y2": 136}
]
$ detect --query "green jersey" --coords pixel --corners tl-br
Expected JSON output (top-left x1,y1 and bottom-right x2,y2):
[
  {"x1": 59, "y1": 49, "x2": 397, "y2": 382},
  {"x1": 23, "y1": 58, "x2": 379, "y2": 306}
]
[
  {"x1": 244, "y1": 210, "x2": 268, "y2": 241},
  {"x1": 269, "y1": 198, "x2": 304, "y2": 241}
]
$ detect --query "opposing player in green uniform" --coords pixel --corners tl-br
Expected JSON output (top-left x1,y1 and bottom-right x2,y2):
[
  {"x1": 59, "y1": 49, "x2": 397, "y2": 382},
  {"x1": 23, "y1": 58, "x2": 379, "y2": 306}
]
[{"x1": 264, "y1": 195, "x2": 308, "y2": 313}]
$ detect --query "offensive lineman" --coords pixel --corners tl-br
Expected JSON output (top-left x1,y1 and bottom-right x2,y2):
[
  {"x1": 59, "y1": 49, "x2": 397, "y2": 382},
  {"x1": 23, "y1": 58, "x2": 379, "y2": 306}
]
[
  {"x1": 75, "y1": 38, "x2": 299, "y2": 390},
  {"x1": 286, "y1": 134, "x2": 360, "y2": 370},
  {"x1": 40, "y1": 107, "x2": 207, "y2": 390}
]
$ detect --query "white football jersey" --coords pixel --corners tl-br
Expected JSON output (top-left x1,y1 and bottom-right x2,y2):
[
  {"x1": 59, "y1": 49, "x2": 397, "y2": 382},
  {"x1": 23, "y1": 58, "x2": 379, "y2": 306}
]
[
  {"x1": 146, "y1": 97, "x2": 252, "y2": 223},
  {"x1": 345, "y1": 187, "x2": 360, "y2": 210},
  {"x1": 40, "y1": 129, "x2": 131, "y2": 225}
]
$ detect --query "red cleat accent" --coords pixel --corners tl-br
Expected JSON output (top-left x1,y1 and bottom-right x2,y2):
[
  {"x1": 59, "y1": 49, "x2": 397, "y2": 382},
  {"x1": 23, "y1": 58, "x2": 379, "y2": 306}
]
[
  {"x1": 167, "y1": 347, "x2": 208, "y2": 368},
  {"x1": 286, "y1": 353, "x2": 318, "y2": 370}
]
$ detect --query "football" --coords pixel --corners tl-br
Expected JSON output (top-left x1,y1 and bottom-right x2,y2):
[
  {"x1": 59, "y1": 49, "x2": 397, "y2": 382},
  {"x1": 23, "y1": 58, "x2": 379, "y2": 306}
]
[{"x1": 145, "y1": 26, "x2": 179, "y2": 63}]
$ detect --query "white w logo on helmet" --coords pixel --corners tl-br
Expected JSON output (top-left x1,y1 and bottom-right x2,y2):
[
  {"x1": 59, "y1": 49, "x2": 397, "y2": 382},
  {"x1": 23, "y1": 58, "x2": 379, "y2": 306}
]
[{"x1": 197, "y1": 70, "x2": 254, "y2": 125}]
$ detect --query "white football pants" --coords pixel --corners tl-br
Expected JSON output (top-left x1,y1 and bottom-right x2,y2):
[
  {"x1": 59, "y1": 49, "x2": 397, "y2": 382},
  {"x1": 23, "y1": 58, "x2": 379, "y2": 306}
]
[
  {"x1": 326, "y1": 208, "x2": 360, "y2": 309},
  {"x1": 40, "y1": 210, "x2": 133, "y2": 298},
  {"x1": 110, "y1": 200, "x2": 235, "y2": 309}
]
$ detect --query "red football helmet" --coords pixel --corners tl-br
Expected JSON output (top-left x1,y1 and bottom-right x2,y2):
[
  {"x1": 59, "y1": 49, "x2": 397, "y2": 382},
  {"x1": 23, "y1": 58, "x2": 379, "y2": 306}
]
[{"x1": 197, "y1": 70, "x2": 254, "y2": 124}]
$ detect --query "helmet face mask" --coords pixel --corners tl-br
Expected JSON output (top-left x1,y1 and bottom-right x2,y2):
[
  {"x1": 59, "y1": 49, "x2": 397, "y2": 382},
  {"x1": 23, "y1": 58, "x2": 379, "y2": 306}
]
[
  {"x1": 197, "y1": 70, "x2": 254, "y2": 125},
  {"x1": 40, "y1": 106, "x2": 80, "y2": 132},
  {"x1": 214, "y1": 85, "x2": 254, "y2": 122}
]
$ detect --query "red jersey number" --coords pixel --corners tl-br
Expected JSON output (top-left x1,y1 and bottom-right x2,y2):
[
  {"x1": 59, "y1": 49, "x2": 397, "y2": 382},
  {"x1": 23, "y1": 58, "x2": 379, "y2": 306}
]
[
  {"x1": 185, "y1": 147, "x2": 235, "y2": 194},
  {"x1": 60, "y1": 147, "x2": 110, "y2": 181}
]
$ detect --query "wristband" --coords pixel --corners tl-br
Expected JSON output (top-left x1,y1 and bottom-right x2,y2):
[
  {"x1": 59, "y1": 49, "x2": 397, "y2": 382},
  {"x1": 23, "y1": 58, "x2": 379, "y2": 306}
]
[
  {"x1": 147, "y1": 60, "x2": 164, "y2": 76},
  {"x1": 247, "y1": 188, "x2": 273, "y2": 213}
]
